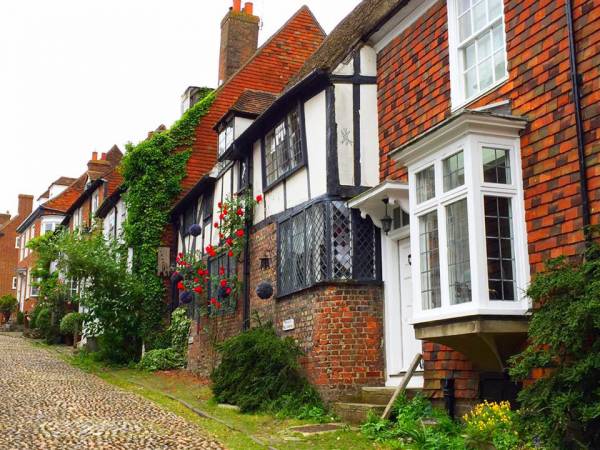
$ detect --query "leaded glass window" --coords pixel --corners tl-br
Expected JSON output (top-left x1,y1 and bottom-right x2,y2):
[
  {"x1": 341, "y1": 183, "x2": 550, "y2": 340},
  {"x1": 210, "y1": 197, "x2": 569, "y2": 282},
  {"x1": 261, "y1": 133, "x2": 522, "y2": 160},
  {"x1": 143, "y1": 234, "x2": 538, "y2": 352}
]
[
  {"x1": 443, "y1": 151, "x2": 465, "y2": 191},
  {"x1": 446, "y1": 199, "x2": 471, "y2": 304},
  {"x1": 419, "y1": 211, "x2": 441, "y2": 309},
  {"x1": 264, "y1": 108, "x2": 303, "y2": 187},
  {"x1": 484, "y1": 196, "x2": 515, "y2": 301},
  {"x1": 483, "y1": 147, "x2": 511, "y2": 184},
  {"x1": 416, "y1": 166, "x2": 436, "y2": 203},
  {"x1": 278, "y1": 200, "x2": 379, "y2": 297}
]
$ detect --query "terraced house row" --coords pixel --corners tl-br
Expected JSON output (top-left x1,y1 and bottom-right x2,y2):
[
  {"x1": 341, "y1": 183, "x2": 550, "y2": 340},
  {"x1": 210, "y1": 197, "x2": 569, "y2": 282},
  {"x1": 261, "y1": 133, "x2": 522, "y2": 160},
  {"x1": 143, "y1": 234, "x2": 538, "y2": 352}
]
[{"x1": 1, "y1": 0, "x2": 598, "y2": 419}]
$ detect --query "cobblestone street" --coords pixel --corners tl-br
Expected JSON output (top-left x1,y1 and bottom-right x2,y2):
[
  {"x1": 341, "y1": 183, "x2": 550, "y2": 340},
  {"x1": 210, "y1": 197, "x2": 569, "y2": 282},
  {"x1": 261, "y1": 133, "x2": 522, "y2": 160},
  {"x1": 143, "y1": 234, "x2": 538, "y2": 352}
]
[{"x1": 0, "y1": 335, "x2": 225, "y2": 449}]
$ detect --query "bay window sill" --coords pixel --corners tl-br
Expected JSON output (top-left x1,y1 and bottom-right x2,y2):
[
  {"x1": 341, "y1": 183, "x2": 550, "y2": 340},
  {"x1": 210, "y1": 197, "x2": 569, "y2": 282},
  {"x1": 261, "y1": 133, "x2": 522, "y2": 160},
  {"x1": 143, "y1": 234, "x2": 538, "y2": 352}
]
[{"x1": 410, "y1": 303, "x2": 530, "y2": 326}]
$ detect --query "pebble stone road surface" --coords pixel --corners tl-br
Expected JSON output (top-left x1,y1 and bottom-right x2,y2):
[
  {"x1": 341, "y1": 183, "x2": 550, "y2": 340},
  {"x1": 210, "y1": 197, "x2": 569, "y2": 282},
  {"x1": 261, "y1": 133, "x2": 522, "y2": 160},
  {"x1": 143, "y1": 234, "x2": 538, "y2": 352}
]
[{"x1": 0, "y1": 334, "x2": 225, "y2": 450}]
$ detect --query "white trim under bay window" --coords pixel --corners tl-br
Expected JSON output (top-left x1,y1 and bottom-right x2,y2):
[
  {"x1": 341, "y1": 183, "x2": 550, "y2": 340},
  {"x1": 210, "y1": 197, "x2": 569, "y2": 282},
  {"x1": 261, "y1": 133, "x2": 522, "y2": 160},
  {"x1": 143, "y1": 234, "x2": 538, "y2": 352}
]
[{"x1": 447, "y1": 0, "x2": 508, "y2": 110}]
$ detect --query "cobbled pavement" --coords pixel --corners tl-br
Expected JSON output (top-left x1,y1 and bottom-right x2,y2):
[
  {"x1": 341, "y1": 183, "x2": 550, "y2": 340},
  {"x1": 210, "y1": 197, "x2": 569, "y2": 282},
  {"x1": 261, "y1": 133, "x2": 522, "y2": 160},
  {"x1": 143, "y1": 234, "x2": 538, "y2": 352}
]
[{"x1": 0, "y1": 334, "x2": 225, "y2": 450}]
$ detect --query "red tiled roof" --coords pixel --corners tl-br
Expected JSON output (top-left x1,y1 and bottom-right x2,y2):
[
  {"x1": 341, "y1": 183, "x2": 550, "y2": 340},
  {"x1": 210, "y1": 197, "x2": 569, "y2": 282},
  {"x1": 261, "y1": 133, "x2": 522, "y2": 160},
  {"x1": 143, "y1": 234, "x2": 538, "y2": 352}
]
[
  {"x1": 43, "y1": 176, "x2": 87, "y2": 213},
  {"x1": 230, "y1": 90, "x2": 278, "y2": 116},
  {"x1": 178, "y1": 5, "x2": 326, "y2": 200}
]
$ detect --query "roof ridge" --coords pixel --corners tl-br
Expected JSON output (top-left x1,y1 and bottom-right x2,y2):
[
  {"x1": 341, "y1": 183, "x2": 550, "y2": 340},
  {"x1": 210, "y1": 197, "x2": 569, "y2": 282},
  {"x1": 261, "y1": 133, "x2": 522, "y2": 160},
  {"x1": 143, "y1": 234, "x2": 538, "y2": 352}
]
[{"x1": 213, "y1": 5, "x2": 326, "y2": 96}]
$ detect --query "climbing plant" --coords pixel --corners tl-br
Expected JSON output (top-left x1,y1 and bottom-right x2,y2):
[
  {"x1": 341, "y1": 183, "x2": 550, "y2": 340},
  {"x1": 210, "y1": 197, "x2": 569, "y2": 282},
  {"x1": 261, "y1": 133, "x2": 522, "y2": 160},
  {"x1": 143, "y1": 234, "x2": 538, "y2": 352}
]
[
  {"x1": 120, "y1": 88, "x2": 214, "y2": 343},
  {"x1": 176, "y1": 192, "x2": 261, "y2": 318}
]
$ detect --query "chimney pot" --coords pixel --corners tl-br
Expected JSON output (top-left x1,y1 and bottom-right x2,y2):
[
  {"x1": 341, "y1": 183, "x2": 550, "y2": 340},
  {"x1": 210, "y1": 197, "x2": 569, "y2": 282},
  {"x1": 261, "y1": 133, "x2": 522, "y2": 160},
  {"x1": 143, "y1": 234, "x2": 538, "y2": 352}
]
[
  {"x1": 243, "y1": 2, "x2": 254, "y2": 15},
  {"x1": 233, "y1": 0, "x2": 241, "y2": 12},
  {"x1": 101, "y1": 152, "x2": 107, "y2": 160},
  {"x1": 92, "y1": 151, "x2": 98, "y2": 161}
]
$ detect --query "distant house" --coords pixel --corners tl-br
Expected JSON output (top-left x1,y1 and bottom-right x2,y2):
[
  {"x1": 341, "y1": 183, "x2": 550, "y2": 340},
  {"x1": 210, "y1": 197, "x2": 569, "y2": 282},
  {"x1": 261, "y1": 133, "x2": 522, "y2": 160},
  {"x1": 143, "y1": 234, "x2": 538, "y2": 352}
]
[
  {"x1": 16, "y1": 177, "x2": 84, "y2": 313},
  {"x1": 0, "y1": 195, "x2": 33, "y2": 307}
]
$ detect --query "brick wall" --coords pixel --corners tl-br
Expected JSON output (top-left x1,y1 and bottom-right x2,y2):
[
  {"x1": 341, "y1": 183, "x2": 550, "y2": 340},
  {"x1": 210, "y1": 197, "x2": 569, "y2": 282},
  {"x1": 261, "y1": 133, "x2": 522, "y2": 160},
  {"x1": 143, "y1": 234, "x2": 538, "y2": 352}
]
[{"x1": 186, "y1": 220, "x2": 385, "y2": 402}]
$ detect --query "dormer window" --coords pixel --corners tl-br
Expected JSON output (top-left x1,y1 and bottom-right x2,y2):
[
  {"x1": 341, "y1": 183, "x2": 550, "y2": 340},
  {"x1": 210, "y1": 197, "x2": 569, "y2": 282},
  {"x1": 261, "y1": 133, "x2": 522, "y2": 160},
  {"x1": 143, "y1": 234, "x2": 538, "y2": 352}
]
[
  {"x1": 263, "y1": 106, "x2": 303, "y2": 188},
  {"x1": 218, "y1": 121, "x2": 234, "y2": 156},
  {"x1": 448, "y1": 0, "x2": 508, "y2": 108}
]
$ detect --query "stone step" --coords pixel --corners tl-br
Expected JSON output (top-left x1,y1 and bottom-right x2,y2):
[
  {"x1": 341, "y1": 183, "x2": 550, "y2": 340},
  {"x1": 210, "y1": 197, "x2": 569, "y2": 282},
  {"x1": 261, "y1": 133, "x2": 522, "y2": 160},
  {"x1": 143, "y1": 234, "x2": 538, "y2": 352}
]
[
  {"x1": 360, "y1": 386, "x2": 421, "y2": 405},
  {"x1": 332, "y1": 402, "x2": 385, "y2": 425}
]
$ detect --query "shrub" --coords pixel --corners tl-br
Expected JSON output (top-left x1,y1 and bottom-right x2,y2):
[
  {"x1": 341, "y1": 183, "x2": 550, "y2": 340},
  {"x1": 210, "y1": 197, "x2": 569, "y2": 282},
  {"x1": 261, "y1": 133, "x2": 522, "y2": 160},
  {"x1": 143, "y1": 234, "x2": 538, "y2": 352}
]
[
  {"x1": 211, "y1": 323, "x2": 324, "y2": 414},
  {"x1": 138, "y1": 348, "x2": 185, "y2": 371},
  {"x1": 361, "y1": 394, "x2": 465, "y2": 449},
  {"x1": 16, "y1": 311, "x2": 24, "y2": 325},
  {"x1": 35, "y1": 308, "x2": 51, "y2": 334},
  {"x1": 509, "y1": 243, "x2": 600, "y2": 448},
  {"x1": 463, "y1": 401, "x2": 528, "y2": 450},
  {"x1": 0, "y1": 295, "x2": 17, "y2": 313},
  {"x1": 169, "y1": 307, "x2": 191, "y2": 356},
  {"x1": 60, "y1": 312, "x2": 83, "y2": 335}
]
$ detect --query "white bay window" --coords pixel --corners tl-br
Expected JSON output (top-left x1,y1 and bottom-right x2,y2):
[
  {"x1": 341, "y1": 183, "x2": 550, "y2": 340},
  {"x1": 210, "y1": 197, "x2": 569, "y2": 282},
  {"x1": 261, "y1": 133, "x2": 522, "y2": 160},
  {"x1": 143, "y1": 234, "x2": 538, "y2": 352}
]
[{"x1": 402, "y1": 113, "x2": 529, "y2": 323}]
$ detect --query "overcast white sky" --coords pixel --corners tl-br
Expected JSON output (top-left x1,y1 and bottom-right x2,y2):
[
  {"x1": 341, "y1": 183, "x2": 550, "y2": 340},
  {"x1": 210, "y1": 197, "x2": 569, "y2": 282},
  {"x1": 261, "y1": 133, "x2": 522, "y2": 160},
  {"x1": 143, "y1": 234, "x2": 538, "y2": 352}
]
[{"x1": 0, "y1": 0, "x2": 361, "y2": 216}]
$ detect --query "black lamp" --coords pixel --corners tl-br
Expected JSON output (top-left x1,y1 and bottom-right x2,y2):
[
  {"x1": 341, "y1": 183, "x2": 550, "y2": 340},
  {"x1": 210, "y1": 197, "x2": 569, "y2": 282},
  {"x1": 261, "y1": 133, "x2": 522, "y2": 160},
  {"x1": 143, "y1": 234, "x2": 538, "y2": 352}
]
[{"x1": 381, "y1": 198, "x2": 393, "y2": 235}]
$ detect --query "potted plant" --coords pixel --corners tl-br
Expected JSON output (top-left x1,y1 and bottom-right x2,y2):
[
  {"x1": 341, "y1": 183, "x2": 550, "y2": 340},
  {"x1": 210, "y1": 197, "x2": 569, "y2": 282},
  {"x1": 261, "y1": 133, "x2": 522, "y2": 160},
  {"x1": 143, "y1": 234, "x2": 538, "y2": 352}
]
[{"x1": 0, "y1": 295, "x2": 18, "y2": 323}]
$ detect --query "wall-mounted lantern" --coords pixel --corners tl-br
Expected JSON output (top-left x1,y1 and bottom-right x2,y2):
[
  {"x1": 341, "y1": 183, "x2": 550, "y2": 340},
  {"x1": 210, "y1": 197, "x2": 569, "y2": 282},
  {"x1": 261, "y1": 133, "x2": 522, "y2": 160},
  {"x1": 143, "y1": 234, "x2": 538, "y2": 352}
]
[{"x1": 381, "y1": 198, "x2": 393, "y2": 235}]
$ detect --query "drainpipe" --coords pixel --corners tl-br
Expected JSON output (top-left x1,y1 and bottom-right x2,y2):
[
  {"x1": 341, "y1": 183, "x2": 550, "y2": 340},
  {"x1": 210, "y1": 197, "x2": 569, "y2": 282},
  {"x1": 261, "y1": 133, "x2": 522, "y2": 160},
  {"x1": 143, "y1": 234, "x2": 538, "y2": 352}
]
[
  {"x1": 442, "y1": 377, "x2": 456, "y2": 419},
  {"x1": 565, "y1": 0, "x2": 592, "y2": 243}
]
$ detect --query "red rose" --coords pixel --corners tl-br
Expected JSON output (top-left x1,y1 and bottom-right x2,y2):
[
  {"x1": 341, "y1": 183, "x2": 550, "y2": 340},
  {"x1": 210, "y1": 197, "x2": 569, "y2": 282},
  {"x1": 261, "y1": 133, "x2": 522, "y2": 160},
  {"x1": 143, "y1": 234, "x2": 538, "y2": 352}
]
[
  {"x1": 218, "y1": 202, "x2": 223, "y2": 209},
  {"x1": 219, "y1": 213, "x2": 225, "y2": 220},
  {"x1": 219, "y1": 267, "x2": 225, "y2": 276},
  {"x1": 226, "y1": 287, "x2": 232, "y2": 295},
  {"x1": 219, "y1": 233, "x2": 224, "y2": 239},
  {"x1": 178, "y1": 252, "x2": 184, "y2": 259},
  {"x1": 177, "y1": 281, "x2": 185, "y2": 290},
  {"x1": 256, "y1": 194, "x2": 263, "y2": 203},
  {"x1": 210, "y1": 298, "x2": 216, "y2": 304},
  {"x1": 235, "y1": 229, "x2": 244, "y2": 237},
  {"x1": 228, "y1": 250, "x2": 234, "y2": 257},
  {"x1": 194, "y1": 277, "x2": 199, "y2": 283},
  {"x1": 223, "y1": 209, "x2": 228, "y2": 216},
  {"x1": 204, "y1": 277, "x2": 210, "y2": 282},
  {"x1": 215, "y1": 301, "x2": 221, "y2": 309},
  {"x1": 194, "y1": 286, "x2": 203, "y2": 294},
  {"x1": 214, "y1": 222, "x2": 219, "y2": 228},
  {"x1": 226, "y1": 238, "x2": 234, "y2": 246},
  {"x1": 237, "y1": 208, "x2": 244, "y2": 216},
  {"x1": 220, "y1": 279, "x2": 227, "y2": 287}
]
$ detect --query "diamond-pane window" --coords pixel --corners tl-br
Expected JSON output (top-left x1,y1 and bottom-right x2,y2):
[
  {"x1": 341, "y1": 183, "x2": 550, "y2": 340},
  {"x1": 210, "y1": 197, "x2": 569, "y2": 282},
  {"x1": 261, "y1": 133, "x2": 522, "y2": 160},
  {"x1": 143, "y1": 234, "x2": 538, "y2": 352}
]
[{"x1": 277, "y1": 200, "x2": 379, "y2": 297}]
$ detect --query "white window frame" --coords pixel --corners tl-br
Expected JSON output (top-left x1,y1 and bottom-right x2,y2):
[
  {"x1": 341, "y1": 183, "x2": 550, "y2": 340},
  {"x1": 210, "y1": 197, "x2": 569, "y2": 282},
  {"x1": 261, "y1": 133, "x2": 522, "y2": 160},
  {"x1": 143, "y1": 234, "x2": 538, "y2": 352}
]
[
  {"x1": 408, "y1": 132, "x2": 529, "y2": 323},
  {"x1": 218, "y1": 121, "x2": 235, "y2": 156},
  {"x1": 447, "y1": 0, "x2": 509, "y2": 110},
  {"x1": 11, "y1": 277, "x2": 17, "y2": 290},
  {"x1": 15, "y1": 237, "x2": 20, "y2": 249}
]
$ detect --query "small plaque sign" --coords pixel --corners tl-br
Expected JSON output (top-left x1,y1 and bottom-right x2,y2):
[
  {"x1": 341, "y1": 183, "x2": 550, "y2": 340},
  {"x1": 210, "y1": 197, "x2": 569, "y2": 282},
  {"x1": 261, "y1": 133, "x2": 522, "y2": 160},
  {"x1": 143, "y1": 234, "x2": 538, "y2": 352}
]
[
  {"x1": 157, "y1": 247, "x2": 170, "y2": 276},
  {"x1": 282, "y1": 318, "x2": 295, "y2": 331}
]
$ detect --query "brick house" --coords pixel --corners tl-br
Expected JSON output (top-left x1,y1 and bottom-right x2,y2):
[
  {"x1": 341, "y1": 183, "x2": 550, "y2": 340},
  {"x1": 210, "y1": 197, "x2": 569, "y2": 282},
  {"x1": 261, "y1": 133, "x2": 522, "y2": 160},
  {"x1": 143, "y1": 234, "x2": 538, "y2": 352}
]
[
  {"x1": 171, "y1": 0, "x2": 599, "y2": 417},
  {"x1": 0, "y1": 195, "x2": 33, "y2": 314},
  {"x1": 16, "y1": 177, "x2": 84, "y2": 313}
]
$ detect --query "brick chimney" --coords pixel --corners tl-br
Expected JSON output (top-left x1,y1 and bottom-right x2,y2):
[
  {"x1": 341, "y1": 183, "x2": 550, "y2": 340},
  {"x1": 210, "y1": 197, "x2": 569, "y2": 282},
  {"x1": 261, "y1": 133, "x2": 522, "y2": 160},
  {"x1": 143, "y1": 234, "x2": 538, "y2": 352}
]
[
  {"x1": 0, "y1": 213, "x2": 10, "y2": 226},
  {"x1": 17, "y1": 195, "x2": 33, "y2": 219},
  {"x1": 87, "y1": 151, "x2": 110, "y2": 180},
  {"x1": 218, "y1": 1, "x2": 260, "y2": 85}
]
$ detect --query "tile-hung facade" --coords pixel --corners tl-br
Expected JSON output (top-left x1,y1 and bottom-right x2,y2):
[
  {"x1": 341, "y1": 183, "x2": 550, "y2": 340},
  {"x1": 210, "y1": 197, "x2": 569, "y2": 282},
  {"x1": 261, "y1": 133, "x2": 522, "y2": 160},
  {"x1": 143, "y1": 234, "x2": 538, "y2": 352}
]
[
  {"x1": 174, "y1": 0, "x2": 600, "y2": 410},
  {"x1": 350, "y1": 0, "x2": 598, "y2": 413}
]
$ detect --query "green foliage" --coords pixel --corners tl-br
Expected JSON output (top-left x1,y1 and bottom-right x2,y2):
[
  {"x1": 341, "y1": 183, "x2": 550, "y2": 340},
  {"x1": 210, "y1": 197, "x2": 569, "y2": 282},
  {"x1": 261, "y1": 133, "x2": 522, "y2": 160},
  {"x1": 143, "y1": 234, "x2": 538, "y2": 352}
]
[
  {"x1": 0, "y1": 295, "x2": 17, "y2": 312},
  {"x1": 120, "y1": 89, "x2": 214, "y2": 341},
  {"x1": 53, "y1": 230, "x2": 146, "y2": 363},
  {"x1": 169, "y1": 307, "x2": 192, "y2": 356},
  {"x1": 138, "y1": 348, "x2": 186, "y2": 371},
  {"x1": 35, "y1": 308, "x2": 51, "y2": 335},
  {"x1": 211, "y1": 323, "x2": 324, "y2": 414},
  {"x1": 463, "y1": 401, "x2": 531, "y2": 450},
  {"x1": 60, "y1": 312, "x2": 83, "y2": 335},
  {"x1": 361, "y1": 394, "x2": 465, "y2": 450},
  {"x1": 16, "y1": 311, "x2": 24, "y2": 325},
  {"x1": 509, "y1": 244, "x2": 600, "y2": 449}
]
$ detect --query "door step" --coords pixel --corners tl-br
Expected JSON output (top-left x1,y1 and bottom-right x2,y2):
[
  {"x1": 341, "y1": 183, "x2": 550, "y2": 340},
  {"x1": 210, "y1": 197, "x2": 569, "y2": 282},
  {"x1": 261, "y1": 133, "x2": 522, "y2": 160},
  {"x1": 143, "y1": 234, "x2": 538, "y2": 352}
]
[{"x1": 334, "y1": 387, "x2": 422, "y2": 425}]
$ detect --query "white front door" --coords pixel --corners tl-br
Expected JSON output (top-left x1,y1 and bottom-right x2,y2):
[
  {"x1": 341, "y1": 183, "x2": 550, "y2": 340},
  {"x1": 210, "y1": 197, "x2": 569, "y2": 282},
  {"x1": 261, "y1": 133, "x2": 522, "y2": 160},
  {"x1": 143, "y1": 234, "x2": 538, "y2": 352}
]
[
  {"x1": 382, "y1": 234, "x2": 423, "y2": 388},
  {"x1": 398, "y1": 238, "x2": 423, "y2": 373}
]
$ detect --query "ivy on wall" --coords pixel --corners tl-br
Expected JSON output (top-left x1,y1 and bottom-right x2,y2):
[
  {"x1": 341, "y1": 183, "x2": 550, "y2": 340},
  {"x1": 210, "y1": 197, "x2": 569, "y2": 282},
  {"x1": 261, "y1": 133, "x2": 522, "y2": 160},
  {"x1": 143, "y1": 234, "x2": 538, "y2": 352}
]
[{"x1": 120, "y1": 88, "x2": 215, "y2": 341}]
